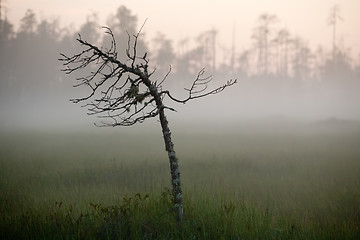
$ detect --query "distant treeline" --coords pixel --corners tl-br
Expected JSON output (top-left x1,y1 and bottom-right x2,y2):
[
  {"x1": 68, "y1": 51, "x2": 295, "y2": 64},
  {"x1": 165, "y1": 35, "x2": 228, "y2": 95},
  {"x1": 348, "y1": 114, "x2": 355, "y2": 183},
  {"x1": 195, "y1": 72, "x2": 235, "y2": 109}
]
[{"x1": 0, "y1": 5, "x2": 359, "y2": 102}]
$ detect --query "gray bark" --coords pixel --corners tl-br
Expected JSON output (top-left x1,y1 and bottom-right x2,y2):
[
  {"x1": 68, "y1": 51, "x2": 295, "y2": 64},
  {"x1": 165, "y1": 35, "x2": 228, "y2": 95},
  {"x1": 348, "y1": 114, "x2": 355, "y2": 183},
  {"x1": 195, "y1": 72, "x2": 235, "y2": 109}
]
[
  {"x1": 160, "y1": 112, "x2": 183, "y2": 221},
  {"x1": 147, "y1": 83, "x2": 183, "y2": 221}
]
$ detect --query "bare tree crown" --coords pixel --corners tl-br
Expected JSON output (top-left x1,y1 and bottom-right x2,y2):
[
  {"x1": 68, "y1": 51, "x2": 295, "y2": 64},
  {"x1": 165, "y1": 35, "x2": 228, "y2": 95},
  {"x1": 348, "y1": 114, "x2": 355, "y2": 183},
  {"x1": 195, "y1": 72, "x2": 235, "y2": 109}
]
[{"x1": 59, "y1": 25, "x2": 237, "y2": 127}]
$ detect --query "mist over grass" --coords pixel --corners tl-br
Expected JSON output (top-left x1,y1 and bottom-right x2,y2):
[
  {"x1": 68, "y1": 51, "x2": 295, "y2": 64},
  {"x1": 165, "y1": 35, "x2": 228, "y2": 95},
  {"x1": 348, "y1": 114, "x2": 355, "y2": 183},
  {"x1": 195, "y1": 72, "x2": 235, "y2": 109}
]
[{"x1": 1, "y1": 122, "x2": 360, "y2": 239}]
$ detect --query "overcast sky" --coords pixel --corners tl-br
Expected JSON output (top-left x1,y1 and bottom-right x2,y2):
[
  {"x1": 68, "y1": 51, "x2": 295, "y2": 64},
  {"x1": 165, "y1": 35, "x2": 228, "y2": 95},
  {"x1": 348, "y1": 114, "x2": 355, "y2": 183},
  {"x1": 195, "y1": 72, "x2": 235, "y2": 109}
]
[{"x1": 5, "y1": 0, "x2": 360, "y2": 56}]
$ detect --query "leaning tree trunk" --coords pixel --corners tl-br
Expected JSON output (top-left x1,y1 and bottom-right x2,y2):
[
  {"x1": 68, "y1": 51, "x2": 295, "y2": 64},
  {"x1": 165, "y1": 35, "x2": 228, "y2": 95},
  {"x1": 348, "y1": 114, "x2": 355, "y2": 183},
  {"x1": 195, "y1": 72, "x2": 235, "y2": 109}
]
[
  {"x1": 147, "y1": 83, "x2": 183, "y2": 221},
  {"x1": 159, "y1": 109, "x2": 183, "y2": 222}
]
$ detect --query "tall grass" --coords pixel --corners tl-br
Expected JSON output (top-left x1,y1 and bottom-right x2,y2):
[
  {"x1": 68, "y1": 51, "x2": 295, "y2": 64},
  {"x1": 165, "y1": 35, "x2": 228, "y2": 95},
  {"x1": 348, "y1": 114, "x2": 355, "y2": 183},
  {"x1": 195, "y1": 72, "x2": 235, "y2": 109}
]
[{"x1": 1, "y1": 124, "x2": 360, "y2": 239}]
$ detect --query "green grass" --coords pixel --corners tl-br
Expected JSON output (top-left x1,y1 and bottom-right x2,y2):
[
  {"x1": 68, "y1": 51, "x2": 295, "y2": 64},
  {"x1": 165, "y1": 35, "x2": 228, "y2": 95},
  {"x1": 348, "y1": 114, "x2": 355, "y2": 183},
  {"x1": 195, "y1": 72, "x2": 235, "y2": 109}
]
[{"x1": 1, "y1": 124, "x2": 360, "y2": 239}]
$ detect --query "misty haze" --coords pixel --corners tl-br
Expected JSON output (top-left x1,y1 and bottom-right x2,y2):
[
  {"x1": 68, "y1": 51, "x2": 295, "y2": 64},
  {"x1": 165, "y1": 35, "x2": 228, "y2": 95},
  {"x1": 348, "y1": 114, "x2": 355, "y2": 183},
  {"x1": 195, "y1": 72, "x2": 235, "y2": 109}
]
[{"x1": 0, "y1": 1, "x2": 360, "y2": 239}]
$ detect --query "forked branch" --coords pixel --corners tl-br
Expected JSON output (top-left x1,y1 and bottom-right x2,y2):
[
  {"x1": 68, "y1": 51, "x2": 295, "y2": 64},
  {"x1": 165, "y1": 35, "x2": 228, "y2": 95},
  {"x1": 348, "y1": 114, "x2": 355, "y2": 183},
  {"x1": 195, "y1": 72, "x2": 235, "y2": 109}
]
[{"x1": 161, "y1": 68, "x2": 237, "y2": 104}]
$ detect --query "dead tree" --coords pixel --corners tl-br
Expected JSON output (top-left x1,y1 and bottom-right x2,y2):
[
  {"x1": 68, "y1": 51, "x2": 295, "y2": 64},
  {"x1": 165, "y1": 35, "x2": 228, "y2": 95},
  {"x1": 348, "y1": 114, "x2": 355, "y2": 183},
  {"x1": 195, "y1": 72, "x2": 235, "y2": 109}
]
[{"x1": 59, "y1": 25, "x2": 236, "y2": 222}]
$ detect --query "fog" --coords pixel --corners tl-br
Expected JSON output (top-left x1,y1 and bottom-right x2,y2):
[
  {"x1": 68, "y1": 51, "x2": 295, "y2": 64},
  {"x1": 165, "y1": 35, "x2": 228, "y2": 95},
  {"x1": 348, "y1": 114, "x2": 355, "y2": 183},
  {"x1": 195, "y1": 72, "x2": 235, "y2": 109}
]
[
  {"x1": 2, "y1": 4, "x2": 360, "y2": 237},
  {"x1": 1, "y1": 4, "x2": 360, "y2": 132}
]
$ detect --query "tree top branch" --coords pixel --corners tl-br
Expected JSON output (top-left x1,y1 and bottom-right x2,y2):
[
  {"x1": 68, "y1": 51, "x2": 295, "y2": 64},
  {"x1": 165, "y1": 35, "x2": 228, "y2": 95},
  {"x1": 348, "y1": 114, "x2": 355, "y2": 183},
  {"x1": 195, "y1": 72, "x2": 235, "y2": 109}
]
[{"x1": 59, "y1": 23, "x2": 236, "y2": 127}]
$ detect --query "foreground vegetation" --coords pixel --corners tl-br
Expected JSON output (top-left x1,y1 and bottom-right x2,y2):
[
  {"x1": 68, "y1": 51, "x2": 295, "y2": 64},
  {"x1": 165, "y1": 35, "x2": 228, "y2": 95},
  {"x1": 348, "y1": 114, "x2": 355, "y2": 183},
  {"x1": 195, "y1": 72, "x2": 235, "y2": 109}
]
[{"x1": 1, "y1": 122, "x2": 360, "y2": 239}]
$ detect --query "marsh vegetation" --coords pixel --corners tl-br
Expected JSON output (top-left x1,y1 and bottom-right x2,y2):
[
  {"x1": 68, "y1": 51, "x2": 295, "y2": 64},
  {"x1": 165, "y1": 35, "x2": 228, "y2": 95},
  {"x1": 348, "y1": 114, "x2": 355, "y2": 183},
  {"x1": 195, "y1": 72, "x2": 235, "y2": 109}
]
[{"x1": 1, "y1": 122, "x2": 360, "y2": 239}]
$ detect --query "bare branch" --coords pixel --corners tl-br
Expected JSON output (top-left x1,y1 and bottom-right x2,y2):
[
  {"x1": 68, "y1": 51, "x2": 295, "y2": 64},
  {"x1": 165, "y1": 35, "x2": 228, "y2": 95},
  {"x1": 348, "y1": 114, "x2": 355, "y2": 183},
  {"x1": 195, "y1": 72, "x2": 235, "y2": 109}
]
[
  {"x1": 161, "y1": 68, "x2": 237, "y2": 104},
  {"x1": 157, "y1": 65, "x2": 172, "y2": 87}
]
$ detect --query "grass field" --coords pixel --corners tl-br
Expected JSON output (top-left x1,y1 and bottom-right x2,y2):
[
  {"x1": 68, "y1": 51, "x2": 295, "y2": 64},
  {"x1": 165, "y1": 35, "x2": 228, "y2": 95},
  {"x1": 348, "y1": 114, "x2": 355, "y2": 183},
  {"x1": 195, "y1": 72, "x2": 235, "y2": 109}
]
[{"x1": 1, "y1": 121, "x2": 360, "y2": 239}]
